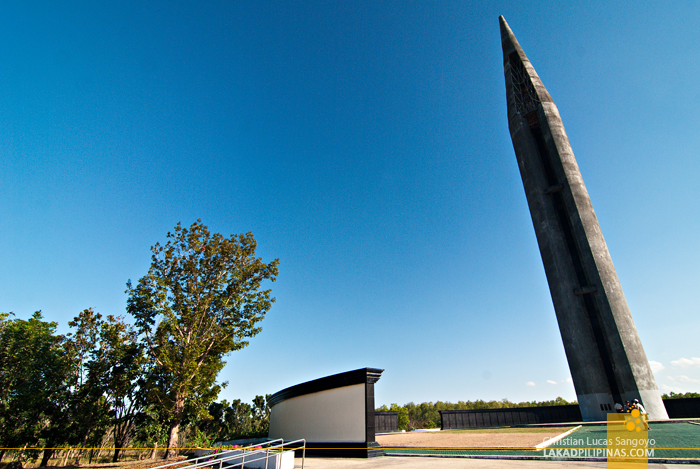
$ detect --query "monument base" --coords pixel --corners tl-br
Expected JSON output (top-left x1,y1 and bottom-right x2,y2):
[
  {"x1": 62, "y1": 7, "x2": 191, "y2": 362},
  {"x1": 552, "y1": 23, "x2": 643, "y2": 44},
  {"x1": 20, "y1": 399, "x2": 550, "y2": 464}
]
[
  {"x1": 578, "y1": 390, "x2": 669, "y2": 421},
  {"x1": 577, "y1": 392, "x2": 614, "y2": 422},
  {"x1": 639, "y1": 389, "x2": 670, "y2": 420}
]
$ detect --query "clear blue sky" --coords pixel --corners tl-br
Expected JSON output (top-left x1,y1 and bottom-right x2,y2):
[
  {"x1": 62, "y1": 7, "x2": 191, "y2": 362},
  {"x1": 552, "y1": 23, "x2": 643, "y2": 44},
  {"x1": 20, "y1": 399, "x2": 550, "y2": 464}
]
[{"x1": 2, "y1": 1, "x2": 699, "y2": 408}]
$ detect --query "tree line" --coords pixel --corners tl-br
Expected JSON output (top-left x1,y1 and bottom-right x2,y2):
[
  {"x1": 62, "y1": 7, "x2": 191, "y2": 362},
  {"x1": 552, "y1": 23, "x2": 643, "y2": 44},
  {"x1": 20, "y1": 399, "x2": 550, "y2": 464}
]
[
  {"x1": 1, "y1": 221, "x2": 280, "y2": 466},
  {"x1": 661, "y1": 392, "x2": 700, "y2": 399},
  {"x1": 0, "y1": 311, "x2": 275, "y2": 466}
]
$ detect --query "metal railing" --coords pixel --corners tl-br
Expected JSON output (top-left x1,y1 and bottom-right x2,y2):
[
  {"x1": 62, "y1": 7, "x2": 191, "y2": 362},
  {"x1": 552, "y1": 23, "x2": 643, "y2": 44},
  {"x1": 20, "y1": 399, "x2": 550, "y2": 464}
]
[{"x1": 144, "y1": 439, "x2": 305, "y2": 469}]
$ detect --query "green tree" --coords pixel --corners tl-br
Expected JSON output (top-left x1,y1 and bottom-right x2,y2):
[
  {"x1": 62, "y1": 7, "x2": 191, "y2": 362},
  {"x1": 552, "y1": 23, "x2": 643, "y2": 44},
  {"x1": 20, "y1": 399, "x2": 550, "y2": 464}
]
[
  {"x1": 196, "y1": 395, "x2": 271, "y2": 442},
  {"x1": 225, "y1": 399, "x2": 254, "y2": 438},
  {"x1": 198, "y1": 401, "x2": 230, "y2": 442},
  {"x1": 250, "y1": 394, "x2": 271, "y2": 436},
  {"x1": 662, "y1": 392, "x2": 700, "y2": 399},
  {"x1": 387, "y1": 403, "x2": 409, "y2": 431},
  {"x1": 64, "y1": 309, "x2": 113, "y2": 465},
  {"x1": 126, "y1": 220, "x2": 279, "y2": 457},
  {"x1": 133, "y1": 405, "x2": 169, "y2": 459},
  {"x1": 68, "y1": 310, "x2": 147, "y2": 462},
  {"x1": 0, "y1": 312, "x2": 71, "y2": 465}
]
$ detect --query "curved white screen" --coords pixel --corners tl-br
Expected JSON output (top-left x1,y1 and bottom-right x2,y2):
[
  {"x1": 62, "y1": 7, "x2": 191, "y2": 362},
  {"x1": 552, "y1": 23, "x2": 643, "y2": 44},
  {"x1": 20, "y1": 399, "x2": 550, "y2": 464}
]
[{"x1": 269, "y1": 383, "x2": 365, "y2": 442}]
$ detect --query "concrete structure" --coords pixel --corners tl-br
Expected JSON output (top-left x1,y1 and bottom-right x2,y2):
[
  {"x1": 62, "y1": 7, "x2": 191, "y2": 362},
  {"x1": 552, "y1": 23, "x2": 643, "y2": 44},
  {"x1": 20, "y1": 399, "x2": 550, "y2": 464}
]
[
  {"x1": 268, "y1": 368, "x2": 385, "y2": 457},
  {"x1": 499, "y1": 16, "x2": 668, "y2": 421}
]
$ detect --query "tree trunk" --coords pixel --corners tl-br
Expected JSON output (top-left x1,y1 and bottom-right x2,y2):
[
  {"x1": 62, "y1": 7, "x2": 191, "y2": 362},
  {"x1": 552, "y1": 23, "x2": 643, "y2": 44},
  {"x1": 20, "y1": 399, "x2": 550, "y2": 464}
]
[
  {"x1": 96, "y1": 437, "x2": 107, "y2": 462},
  {"x1": 112, "y1": 421, "x2": 134, "y2": 462},
  {"x1": 165, "y1": 396, "x2": 185, "y2": 459},
  {"x1": 149, "y1": 443, "x2": 157, "y2": 460},
  {"x1": 40, "y1": 444, "x2": 55, "y2": 467},
  {"x1": 165, "y1": 421, "x2": 180, "y2": 459},
  {"x1": 73, "y1": 427, "x2": 93, "y2": 466},
  {"x1": 112, "y1": 446, "x2": 121, "y2": 463},
  {"x1": 61, "y1": 448, "x2": 72, "y2": 466},
  {"x1": 73, "y1": 448, "x2": 83, "y2": 466}
]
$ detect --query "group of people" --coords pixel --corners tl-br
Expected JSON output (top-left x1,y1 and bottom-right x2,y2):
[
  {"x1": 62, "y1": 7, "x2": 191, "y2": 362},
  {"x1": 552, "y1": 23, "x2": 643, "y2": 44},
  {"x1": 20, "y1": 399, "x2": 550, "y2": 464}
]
[
  {"x1": 614, "y1": 398, "x2": 647, "y2": 414},
  {"x1": 614, "y1": 398, "x2": 650, "y2": 430}
]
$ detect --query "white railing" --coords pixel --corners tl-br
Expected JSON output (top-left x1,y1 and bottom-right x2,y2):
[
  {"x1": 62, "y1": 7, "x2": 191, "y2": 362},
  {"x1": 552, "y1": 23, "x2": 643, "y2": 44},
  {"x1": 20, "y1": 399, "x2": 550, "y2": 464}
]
[{"x1": 146, "y1": 439, "x2": 305, "y2": 469}]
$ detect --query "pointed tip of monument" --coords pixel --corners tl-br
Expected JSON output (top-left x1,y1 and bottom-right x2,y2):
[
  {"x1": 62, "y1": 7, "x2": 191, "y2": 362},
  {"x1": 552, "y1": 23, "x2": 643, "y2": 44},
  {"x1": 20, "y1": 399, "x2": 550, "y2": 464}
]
[
  {"x1": 498, "y1": 15, "x2": 520, "y2": 58},
  {"x1": 498, "y1": 16, "x2": 510, "y2": 34}
]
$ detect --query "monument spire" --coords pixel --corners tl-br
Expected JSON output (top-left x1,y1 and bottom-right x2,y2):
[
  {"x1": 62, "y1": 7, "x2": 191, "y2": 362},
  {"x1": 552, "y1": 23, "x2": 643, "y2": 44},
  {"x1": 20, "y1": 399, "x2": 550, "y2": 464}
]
[{"x1": 500, "y1": 16, "x2": 668, "y2": 421}]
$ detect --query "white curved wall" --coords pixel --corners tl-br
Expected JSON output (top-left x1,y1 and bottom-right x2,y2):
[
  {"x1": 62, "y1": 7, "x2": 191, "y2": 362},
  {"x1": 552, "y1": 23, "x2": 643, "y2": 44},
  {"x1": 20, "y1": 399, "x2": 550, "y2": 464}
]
[{"x1": 268, "y1": 383, "x2": 365, "y2": 442}]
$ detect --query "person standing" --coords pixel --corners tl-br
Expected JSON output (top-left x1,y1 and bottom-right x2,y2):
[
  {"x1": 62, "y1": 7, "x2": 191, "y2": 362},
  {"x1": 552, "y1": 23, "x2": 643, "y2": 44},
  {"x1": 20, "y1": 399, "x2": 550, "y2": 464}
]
[{"x1": 633, "y1": 399, "x2": 650, "y2": 430}]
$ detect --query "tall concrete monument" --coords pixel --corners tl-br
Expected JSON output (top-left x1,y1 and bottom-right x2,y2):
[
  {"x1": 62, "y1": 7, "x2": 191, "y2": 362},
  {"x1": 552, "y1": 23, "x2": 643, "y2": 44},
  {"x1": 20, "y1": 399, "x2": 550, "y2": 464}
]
[{"x1": 499, "y1": 16, "x2": 668, "y2": 421}]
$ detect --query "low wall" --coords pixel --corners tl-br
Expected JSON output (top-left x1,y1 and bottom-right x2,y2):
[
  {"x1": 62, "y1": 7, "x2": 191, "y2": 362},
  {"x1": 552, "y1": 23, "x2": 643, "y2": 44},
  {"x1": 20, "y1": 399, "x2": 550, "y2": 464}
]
[
  {"x1": 439, "y1": 398, "x2": 700, "y2": 429},
  {"x1": 375, "y1": 412, "x2": 398, "y2": 433},
  {"x1": 663, "y1": 397, "x2": 700, "y2": 418},
  {"x1": 440, "y1": 404, "x2": 582, "y2": 429}
]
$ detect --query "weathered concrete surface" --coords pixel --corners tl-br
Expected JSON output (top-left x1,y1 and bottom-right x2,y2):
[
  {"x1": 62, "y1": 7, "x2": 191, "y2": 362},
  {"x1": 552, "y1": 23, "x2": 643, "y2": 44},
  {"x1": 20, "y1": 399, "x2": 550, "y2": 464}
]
[{"x1": 499, "y1": 16, "x2": 668, "y2": 421}]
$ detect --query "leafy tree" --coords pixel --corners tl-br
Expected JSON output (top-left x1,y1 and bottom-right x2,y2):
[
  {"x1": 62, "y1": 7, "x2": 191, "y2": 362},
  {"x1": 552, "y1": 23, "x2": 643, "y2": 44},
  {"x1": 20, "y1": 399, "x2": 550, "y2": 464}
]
[
  {"x1": 64, "y1": 309, "x2": 113, "y2": 464},
  {"x1": 126, "y1": 220, "x2": 279, "y2": 457},
  {"x1": 133, "y1": 405, "x2": 169, "y2": 459},
  {"x1": 0, "y1": 310, "x2": 150, "y2": 465},
  {"x1": 394, "y1": 405, "x2": 410, "y2": 431},
  {"x1": 224, "y1": 399, "x2": 254, "y2": 439},
  {"x1": 378, "y1": 403, "x2": 409, "y2": 431},
  {"x1": 194, "y1": 395, "x2": 271, "y2": 444},
  {"x1": 250, "y1": 394, "x2": 271, "y2": 436},
  {"x1": 198, "y1": 400, "x2": 251, "y2": 442},
  {"x1": 0, "y1": 312, "x2": 71, "y2": 465},
  {"x1": 197, "y1": 401, "x2": 231, "y2": 442},
  {"x1": 67, "y1": 310, "x2": 148, "y2": 462}
]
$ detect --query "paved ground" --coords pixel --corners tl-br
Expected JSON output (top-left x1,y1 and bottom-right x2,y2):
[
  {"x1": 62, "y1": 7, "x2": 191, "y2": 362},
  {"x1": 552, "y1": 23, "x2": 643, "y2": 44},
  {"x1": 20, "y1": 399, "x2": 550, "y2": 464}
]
[{"x1": 294, "y1": 457, "x2": 699, "y2": 468}]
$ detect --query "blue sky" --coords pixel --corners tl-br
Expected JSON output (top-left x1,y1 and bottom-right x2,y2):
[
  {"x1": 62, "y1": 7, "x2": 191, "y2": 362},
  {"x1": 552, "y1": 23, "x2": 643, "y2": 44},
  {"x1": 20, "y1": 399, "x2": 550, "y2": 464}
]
[{"x1": 2, "y1": 1, "x2": 699, "y2": 408}]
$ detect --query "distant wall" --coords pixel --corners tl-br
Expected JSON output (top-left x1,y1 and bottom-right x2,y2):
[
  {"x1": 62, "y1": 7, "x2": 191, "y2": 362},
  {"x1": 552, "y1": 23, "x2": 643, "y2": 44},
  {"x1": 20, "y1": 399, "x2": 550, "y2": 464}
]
[
  {"x1": 440, "y1": 405, "x2": 582, "y2": 429},
  {"x1": 663, "y1": 397, "x2": 700, "y2": 419},
  {"x1": 439, "y1": 398, "x2": 700, "y2": 429},
  {"x1": 374, "y1": 412, "x2": 398, "y2": 433}
]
